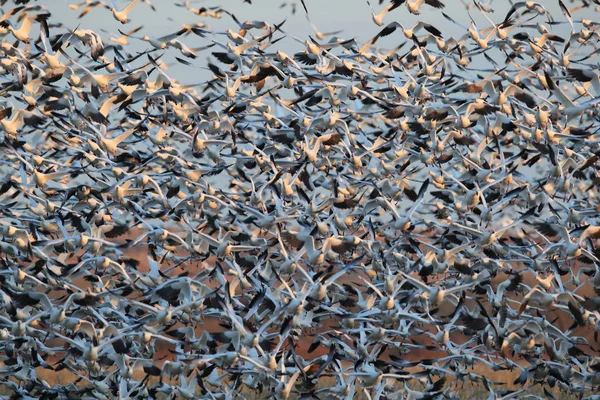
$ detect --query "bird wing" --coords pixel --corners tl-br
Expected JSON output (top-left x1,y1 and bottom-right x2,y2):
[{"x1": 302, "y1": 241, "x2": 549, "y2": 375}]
[{"x1": 123, "y1": 0, "x2": 142, "y2": 14}]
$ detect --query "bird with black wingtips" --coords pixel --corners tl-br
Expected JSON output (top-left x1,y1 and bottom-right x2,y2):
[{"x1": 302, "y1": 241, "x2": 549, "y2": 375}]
[{"x1": 0, "y1": 0, "x2": 598, "y2": 398}]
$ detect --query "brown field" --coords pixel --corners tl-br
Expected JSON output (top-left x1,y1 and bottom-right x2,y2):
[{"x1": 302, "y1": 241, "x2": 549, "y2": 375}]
[{"x1": 5, "y1": 228, "x2": 598, "y2": 399}]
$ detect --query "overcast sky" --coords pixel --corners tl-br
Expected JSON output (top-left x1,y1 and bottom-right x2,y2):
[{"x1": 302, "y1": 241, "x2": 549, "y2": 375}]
[
  {"x1": 52, "y1": 0, "x2": 578, "y2": 39},
  {"x1": 42, "y1": 0, "x2": 587, "y2": 83}
]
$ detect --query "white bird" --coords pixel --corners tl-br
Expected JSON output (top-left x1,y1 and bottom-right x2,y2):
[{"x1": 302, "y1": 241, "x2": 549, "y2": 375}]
[{"x1": 108, "y1": 0, "x2": 142, "y2": 23}]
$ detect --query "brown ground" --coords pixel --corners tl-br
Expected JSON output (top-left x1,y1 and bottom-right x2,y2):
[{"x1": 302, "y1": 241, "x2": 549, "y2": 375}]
[{"x1": 9, "y1": 228, "x2": 599, "y2": 398}]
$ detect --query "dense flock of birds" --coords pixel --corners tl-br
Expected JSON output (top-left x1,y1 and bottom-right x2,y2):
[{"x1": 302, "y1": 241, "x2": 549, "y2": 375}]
[{"x1": 1, "y1": 0, "x2": 600, "y2": 398}]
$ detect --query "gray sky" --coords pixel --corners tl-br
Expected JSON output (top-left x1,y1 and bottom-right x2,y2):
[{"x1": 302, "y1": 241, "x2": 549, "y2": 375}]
[
  {"x1": 52, "y1": 0, "x2": 579, "y2": 39},
  {"x1": 43, "y1": 0, "x2": 590, "y2": 83}
]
